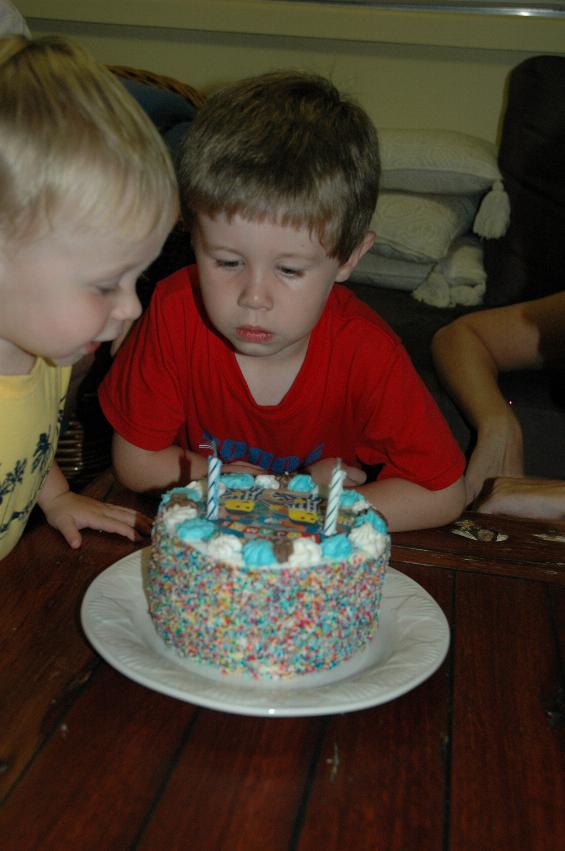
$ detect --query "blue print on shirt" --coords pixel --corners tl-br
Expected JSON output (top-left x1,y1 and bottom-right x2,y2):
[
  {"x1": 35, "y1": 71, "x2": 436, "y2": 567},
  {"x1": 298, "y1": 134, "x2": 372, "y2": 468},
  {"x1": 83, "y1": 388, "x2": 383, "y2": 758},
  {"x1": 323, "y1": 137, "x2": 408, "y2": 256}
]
[
  {"x1": 203, "y1": 431, "x2": 324, "y2": 474},
  {"x1": 0, "y1": 393, "x2": 66, "y2": 540},
  {"x1": 0, "y1": 428, "x2": 54, "y2": 537}
]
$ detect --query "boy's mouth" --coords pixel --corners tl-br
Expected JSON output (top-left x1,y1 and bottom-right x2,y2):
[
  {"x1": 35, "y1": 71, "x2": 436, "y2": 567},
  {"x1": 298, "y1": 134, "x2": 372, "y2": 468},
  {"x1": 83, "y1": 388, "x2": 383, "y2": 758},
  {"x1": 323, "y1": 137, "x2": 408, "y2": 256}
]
[{"x1": 236, "y1": 326, "x2": 273, "y2": 344}]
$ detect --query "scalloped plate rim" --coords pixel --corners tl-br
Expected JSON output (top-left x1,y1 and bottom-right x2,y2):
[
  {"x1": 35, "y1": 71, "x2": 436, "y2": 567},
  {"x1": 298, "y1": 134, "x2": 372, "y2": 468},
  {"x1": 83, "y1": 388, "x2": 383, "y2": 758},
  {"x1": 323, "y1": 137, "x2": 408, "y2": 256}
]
[{"x1": 81, "y1": 548, "x2": 449, "y2": 717}]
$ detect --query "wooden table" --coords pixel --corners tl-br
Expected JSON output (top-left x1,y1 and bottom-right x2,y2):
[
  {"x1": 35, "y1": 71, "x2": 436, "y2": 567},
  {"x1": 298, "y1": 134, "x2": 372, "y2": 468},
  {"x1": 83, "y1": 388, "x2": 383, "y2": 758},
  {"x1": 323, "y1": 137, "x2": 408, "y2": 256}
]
[{"x1": 1, "y1": 471, "x2": 563, "y2": 850}]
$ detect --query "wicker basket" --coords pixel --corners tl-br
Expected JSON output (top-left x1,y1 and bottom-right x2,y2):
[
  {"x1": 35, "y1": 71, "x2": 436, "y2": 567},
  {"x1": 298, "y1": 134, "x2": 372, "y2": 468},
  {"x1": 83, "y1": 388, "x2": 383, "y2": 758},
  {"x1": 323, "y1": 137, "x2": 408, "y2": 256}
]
[
  {"x1": 56, "y1": 414, "x2": 112, "y2": 488},
  {"x1": 107, "y1": 64, "x2": 206, "y2": 110},
  {"x1": 55, "y1": 326, "x2": 115, "y2": 483}
]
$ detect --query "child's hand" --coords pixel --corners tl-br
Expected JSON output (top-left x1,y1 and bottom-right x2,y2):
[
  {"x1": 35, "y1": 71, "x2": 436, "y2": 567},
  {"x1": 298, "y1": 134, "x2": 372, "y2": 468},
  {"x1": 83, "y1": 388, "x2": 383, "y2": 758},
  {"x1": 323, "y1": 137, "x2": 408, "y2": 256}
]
[
  {"x1": 305, "y1": 458, "x2": 367, "y2": 488},
  {"x1": 42, "y1": 490, "x2": 152, "y2": 549},
  {"x1": 217, "y1": 462, "x2": 267, "y2": 477}
]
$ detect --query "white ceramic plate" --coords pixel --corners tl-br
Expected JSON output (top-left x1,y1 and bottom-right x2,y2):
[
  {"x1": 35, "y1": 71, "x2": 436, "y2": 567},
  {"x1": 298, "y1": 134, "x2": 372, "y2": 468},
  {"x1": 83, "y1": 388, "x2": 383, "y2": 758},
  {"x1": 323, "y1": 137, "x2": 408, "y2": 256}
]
[{"x1": 81, "y1": 548, "x2": 449, "y2": 717}]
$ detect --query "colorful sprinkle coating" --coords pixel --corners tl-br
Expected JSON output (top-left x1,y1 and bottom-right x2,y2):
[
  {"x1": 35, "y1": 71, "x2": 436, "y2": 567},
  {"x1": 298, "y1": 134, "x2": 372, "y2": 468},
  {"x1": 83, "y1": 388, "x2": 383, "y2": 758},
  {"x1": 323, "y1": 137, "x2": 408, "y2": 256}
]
[{"x1": 147, "y1": 477, "x2": 389, "y2": 679}]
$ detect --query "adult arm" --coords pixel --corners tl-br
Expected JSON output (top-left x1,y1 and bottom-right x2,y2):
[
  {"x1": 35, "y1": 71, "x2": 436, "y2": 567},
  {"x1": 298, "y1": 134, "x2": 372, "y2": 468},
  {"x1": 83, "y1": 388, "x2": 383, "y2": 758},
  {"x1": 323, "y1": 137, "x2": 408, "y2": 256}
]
[{"x1": 431, "y1": 292, "x2": 565, "y2": 503}]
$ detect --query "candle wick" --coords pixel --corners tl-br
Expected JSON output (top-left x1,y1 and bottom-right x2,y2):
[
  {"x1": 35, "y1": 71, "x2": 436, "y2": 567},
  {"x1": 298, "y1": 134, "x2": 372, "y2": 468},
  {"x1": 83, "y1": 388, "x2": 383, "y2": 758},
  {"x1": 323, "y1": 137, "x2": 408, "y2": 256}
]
[{"x1": 199, "y1": 441, "x2": 217, "y2": 456}]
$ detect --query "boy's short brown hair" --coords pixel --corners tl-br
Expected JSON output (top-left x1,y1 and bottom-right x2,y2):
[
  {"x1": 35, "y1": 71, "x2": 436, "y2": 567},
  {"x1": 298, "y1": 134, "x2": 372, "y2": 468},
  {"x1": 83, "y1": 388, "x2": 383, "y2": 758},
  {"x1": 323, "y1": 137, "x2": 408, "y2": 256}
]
[
  {"x1": 0, "y1": 35, "x2": 178, "y2": 246},
  {"x1": 177, "y1": 71, "x2": 380, "y2": 262}
]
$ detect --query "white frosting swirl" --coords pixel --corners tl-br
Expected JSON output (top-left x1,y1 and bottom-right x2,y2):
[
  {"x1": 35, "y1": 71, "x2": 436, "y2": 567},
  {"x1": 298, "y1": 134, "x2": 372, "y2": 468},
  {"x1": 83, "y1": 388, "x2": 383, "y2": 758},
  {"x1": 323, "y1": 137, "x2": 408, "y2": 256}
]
[
  {"x1": 186, "y1": 480, "x2": 204, "y2": 497},
  {"x1": 255, "y1": 474, "x2": 280, "y2": 490},
  {"x1": 207, "y1": 533, "x2": 244, "y2": 565},
  {"x1": 349, "y1": 522, "x2": 387, "y2": 557},
  {"x1": 349, "y1": 496, "x2": 370, "y2": 513},
  {"x1": 289, "y1": 537, "x2": 322, "y2": 566},
  {"x1": 165, "y1": 505, "x2": 198, "y2": 532}
]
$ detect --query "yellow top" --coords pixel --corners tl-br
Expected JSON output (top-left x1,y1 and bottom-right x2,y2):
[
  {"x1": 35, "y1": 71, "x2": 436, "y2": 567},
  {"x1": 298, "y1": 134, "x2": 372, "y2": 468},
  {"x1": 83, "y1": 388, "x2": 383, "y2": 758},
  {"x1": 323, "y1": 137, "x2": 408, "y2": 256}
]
[{"x1": 0, "y1": 358, "x2": 71, "y2": 560}]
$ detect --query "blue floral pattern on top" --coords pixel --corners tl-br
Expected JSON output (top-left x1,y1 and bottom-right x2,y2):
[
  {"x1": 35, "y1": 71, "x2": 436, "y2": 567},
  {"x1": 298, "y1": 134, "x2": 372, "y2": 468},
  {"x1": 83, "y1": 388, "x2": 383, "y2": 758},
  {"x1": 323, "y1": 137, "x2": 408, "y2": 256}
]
[{"x1": 0, "y1": 392, "x2": 66, "y2": 542}]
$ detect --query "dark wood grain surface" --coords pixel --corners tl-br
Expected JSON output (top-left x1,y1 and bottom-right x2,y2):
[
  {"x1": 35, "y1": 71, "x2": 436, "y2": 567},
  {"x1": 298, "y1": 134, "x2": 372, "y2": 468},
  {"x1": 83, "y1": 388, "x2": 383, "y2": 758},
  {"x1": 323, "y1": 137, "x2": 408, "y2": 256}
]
[{"x1": 0, "y1": 471, "x2": 563, "y2": 850}]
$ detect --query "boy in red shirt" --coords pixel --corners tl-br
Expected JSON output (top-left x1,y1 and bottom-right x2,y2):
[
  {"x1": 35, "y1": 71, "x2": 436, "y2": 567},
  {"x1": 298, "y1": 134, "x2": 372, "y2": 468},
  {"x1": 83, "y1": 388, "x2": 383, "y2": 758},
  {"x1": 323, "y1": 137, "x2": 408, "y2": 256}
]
[{"x1": 100, "y1": 72, "x2": 465, "y2": 531}]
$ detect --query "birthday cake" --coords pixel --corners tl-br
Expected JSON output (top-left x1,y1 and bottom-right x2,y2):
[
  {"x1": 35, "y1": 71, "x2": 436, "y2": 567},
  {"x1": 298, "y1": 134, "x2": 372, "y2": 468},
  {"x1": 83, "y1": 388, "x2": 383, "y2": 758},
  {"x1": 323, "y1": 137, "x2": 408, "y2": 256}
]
[{"x1": 147, "y1": 471, "x2": 389, "y2": 679}]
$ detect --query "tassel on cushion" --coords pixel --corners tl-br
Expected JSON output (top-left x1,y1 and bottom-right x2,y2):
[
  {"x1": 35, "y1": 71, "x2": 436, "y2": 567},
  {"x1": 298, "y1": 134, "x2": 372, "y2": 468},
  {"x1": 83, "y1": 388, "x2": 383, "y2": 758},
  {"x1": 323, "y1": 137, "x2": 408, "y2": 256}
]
[
  {"x1": 473, "y1": 179, "x2": 511, "y2": 238},
  {"x1": 412, "y1": 267, "x2": 451, "y2": 308}
]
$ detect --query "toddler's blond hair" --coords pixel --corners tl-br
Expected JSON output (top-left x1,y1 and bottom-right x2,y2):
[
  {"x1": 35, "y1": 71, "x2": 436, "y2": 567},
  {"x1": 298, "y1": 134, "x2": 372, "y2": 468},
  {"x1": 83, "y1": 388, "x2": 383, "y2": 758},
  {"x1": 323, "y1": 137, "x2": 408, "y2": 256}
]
[{"x1": 0, "y1": 35, "x2": 178, "y2": 246}]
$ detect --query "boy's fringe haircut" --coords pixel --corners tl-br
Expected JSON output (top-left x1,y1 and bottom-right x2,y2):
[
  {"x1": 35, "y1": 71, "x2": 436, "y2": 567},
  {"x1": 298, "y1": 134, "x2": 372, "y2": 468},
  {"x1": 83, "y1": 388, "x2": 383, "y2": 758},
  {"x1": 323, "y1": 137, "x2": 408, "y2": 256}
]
[
  {"x1": 177, "y1": 71, "x2": 380, "y2": 262},
  {"x1": 0, "y1": 35, "x2": 178, "y2": 244}
]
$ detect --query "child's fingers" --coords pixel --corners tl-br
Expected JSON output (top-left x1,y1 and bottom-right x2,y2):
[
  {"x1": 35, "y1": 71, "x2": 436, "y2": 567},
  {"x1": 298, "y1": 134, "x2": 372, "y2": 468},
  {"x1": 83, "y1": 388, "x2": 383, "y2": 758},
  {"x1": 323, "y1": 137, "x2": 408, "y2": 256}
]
[
  {"x1": 51, "y1": 500, "x2": 153, "y2": 547},
  {"x1": 89, "y1": 514, "x2": 141, "y2": 542},
  {"x1": 101, "y1": 504, "x2": 153, "y2": 536},
  {"x1": 342, "y1": 465, "x2": 367, "y2": 486},
  {"x1": 55, "y1": 516, "x2": 83, "y2": 550},
  {"x1": 71, "y1": 507, "x2": 142, "y2": 542},
  {"x1": 86, "y1": 505, "x2": 152, "y2": 541},
  {"x1": 221, "y1": 462, "x2": 265, "y2": 476}
]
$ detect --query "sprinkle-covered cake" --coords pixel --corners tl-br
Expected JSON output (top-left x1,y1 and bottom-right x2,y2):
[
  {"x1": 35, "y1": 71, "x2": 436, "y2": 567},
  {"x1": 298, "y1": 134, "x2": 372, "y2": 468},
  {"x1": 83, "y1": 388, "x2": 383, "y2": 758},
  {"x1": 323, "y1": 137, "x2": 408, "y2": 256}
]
[{"x1": 147, "y1": 472, "x2": 389, "y2": 679}]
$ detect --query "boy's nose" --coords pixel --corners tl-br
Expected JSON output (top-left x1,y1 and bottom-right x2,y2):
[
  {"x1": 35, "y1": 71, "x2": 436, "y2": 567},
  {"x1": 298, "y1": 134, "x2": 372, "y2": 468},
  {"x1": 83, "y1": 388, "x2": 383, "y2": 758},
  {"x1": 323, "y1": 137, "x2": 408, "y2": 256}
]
[
  {"x1": 113, "y1": 287, "x2": 142, "y2": 322},
  {"x1": 237, "y1": 274, "x2": 273, "y2": 310}
]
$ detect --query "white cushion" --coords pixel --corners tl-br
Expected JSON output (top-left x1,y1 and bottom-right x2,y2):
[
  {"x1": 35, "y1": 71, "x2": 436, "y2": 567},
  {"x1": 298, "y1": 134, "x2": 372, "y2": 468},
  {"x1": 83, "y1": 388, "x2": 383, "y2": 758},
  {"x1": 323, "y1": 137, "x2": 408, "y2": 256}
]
[
  {"x1": 372, "y1": 191, "x2": 478, "y2": 263},
  {"x1": 348, "y1": 250, "x2": 433, "y2": 291},
  {"x1": 378, "y1": 128, "x2": 501, "y2": 194}
]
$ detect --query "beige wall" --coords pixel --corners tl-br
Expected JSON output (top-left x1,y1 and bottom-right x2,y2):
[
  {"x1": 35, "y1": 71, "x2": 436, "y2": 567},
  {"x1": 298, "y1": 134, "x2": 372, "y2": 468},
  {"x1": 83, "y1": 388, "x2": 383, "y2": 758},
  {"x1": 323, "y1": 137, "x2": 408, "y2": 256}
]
[{"x1": 19, "y1": 1, "x2": 565, "y2": 143}]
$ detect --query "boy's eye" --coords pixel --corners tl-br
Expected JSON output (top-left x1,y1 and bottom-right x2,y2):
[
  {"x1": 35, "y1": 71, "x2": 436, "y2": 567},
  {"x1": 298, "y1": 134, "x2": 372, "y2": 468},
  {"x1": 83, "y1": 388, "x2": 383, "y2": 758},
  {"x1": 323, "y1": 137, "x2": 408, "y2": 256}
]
[
  {"x1": 215, "y1": 259, "x2": 240, "y2": 269},
  {"x1": 279, "y1": 266, "x2": 303, "y2": 277}
]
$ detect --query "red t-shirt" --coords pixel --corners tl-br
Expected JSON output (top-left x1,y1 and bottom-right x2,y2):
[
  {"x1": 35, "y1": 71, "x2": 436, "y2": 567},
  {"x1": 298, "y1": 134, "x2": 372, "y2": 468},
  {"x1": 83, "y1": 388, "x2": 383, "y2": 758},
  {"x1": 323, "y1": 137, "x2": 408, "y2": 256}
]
[{"x1": 99, "y1": 266, "x2": 464, "y2": 489}]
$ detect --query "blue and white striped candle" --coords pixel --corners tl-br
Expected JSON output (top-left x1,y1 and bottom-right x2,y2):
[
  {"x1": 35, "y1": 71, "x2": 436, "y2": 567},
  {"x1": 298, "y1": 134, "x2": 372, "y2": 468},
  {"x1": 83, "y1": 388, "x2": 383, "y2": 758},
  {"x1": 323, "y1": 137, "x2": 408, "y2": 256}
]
[
  {"x1": 206, "y1": 443, "x2": 221, "y2": 519},
  {"x1": 323, "y1": 459, "x2": 346, "y2": 536}
]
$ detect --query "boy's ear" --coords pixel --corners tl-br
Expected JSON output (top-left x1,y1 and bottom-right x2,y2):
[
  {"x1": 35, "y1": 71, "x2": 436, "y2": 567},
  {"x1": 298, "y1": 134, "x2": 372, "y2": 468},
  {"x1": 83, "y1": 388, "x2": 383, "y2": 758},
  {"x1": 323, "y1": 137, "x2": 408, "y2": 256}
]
[{"x1": 334, "y1": 231, "x2": 375, "y2": 282}]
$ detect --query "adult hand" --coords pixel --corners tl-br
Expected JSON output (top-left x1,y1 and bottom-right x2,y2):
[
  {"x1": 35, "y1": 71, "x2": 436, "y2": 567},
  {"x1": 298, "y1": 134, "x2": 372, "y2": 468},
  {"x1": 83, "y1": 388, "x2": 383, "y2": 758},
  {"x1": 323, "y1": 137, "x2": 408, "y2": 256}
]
[
  {"x1": 476, "y1": 476, "x2": 565, "y2": 520},
  {"x1": 42, "y1": 490, "x2": 153, "y2": 549},
  {"x1": 465, "y1": 412, "x2": 524, "y2": 506}
]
